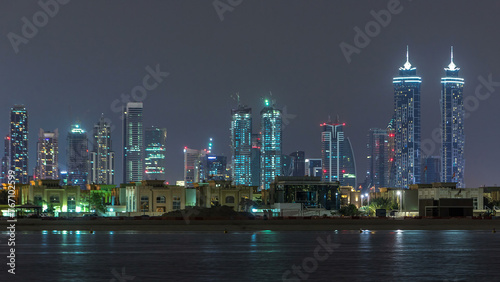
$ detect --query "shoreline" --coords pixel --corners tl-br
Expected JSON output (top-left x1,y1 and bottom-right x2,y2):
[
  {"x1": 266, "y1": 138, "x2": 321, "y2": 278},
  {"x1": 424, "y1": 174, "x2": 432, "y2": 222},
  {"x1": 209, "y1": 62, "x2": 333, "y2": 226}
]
[{"x1": 2, "y1": 218, "x2": 500, "y2": 231}]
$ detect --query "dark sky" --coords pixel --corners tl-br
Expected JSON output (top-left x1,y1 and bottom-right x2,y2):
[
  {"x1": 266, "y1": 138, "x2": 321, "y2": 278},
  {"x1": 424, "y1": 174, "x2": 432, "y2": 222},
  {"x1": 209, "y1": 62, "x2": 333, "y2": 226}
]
[{"x1": 1, "y1": 0, "x2": 499, "y2": 187}]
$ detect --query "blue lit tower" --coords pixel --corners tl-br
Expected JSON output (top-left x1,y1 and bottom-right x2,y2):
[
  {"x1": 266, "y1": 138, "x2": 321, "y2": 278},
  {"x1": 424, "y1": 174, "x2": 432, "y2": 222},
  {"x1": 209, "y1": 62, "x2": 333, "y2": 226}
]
[
  {"x1": 144, "y1": 126, "x2": 167, "y2": 181},
  {"x1": 393, "y1": 46, "x2": 421, "y2": 188},
  {"x1": 260, "y1": 99, "x2": 282, "y2": 190},
  {"x1": 230, "y1": 104, "x2": 252, "y2": 185},
  {"x1": 321, "y1": 119, "x2": 357, "y2": 187},
  {"x1": 441, "y1": 47, "x2": 465, "y2": 187},
  {"x1": 123, "y1": 102, "x2": 144, "y2": 183},
  {"x1": 10, "y1": 105, "x2": 29, "y2": 183},
  {"x1": 67, "y1": 123, "x2": 88, "y2": 188}
]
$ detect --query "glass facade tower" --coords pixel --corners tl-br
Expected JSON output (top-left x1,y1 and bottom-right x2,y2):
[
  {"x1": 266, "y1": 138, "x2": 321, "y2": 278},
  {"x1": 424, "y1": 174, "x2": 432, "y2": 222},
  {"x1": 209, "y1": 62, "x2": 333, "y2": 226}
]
[
  {"x1": 393, "y1": 47, "x2": 421, "y2": 188},
  {"x1": 144, "y1": 126, "x2": 167, "y2": 180},
  {"x1": 35, "y1": 128, "x2": 59, "y2": 180},
  {"x1": 67, "y1": 123, "x2": 88, "y2": 188},
  {"x1": 230, "y1": 105, "x2": 252, "y2": 186},
  {"x1": 10, "y1": 105, "x2": 29, "y2": 184},
  {"x1": 440, "y1": 47, "x2": 465, "y2": 187},
  {"x1": 260, "y1": 99, "x2": 282, "y2": 190},
  {"x1": 90, "y1": 116, "x2": 115, "y2": 184},
  {"x1": 123, "y1": 102, "x2": 144, "y2": 183}
]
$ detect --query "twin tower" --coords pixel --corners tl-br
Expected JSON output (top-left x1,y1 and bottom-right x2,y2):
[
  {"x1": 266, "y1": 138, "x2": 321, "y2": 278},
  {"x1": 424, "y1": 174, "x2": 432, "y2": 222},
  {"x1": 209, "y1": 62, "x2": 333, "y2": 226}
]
[{"x1": 393, "y1": 46, "x2": 464, "y2": 188}]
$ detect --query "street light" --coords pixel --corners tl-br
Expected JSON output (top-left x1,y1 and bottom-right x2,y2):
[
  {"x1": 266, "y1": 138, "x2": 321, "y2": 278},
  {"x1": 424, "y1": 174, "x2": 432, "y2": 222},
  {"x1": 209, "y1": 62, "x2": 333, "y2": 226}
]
[
  {"x1": 361, "y1": 194, "x2": 365, "y2": 206},
  {"x1": 365, "y1": 193, "x2": 369, "y2": 206},
  {"x1": 397, "y1": 191, "x2": 402, "y2": 215}
]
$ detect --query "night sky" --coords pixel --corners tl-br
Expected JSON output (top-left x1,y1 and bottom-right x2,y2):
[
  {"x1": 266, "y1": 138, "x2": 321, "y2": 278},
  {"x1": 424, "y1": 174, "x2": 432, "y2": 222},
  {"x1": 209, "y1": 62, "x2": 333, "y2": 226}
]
[{"x1": 0, "y1": 0, "x2": 499, "y2": 187}]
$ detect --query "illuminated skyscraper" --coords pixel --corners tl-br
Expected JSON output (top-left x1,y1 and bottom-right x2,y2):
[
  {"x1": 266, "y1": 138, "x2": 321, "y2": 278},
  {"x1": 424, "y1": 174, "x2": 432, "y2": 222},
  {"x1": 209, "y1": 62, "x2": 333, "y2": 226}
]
[
  {"x1": 260, "y1": 99, "x2": 282, "y2": 190},
  {"x1": 393, "y1": 47, "x2": 421, "y2": 188},
  {"x1": 90, "y1": 116, "x2": 115, "y2": 184},
  {"x1": 230, "y1": 105, "x2": 252, "y2": 185},
  {"x1": 10, "y1": 105, "x2": 29, "y2": 183},
  {"x1": 34, "y1": 129, "x2": 59, "y2": 180},
  {"x1": 144, "y1": 126, "x2": 166, "y2": 180},
  {"x1": 67, "y1": 123, "x2": 88, "y2": 188},
  {"x1": 183, "y1": 147, "x2": 207, "y2": 187},
  {"x1": 365, "y1": 128, "x2": 387, "y2": 192},
  {"x1": 441, "y1": 47, "x2": 465, "y2": 187},
  {"x1": 321, "y1": 119, "x2": 356, "y2": 187},
  {"x1": 123, "y1": 102, "x2": 144, "y2": 183},
  {"x1": 305, "y1": 158, "x2": 322, "y2": 177}
]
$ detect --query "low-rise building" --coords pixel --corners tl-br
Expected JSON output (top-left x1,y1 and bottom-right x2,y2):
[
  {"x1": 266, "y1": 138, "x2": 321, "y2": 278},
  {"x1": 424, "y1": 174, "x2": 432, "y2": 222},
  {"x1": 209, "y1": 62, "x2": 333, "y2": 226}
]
[
  {"x1": 270, "y1": 176, "x2": 340, "y2": 210},
  {"x1": 339, "y1": 186, "x2": 361, "y2": 208},
  {"x1": 195, "y1": 180, "x2": 254, "y2": 212},
  {"x1": 123, "y1": 180, "x2": 186, "y2": 216}
]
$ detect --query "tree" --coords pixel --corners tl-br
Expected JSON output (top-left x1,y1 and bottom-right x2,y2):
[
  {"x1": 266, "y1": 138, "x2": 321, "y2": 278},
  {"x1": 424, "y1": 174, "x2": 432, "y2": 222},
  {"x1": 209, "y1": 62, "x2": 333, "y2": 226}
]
[
  {"x1": 239, "y1": 198, "x2": 258, "y2": 212},
  {"x1": 86, "y1": 193, "x2": 106, "y2": 215},
  {"x1": 367, "y1": 197, "x2": 398, "y2": 216},
  {"x1": 339, "y1": 204, "x2": 360, "y2": 216}
]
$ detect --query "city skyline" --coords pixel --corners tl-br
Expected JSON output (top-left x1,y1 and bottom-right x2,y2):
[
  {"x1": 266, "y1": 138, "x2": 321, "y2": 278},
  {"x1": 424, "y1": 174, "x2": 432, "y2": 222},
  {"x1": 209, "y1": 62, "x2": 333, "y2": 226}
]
[{"x1": 1, "y1": 1, "x2": 500, "y2": 187}]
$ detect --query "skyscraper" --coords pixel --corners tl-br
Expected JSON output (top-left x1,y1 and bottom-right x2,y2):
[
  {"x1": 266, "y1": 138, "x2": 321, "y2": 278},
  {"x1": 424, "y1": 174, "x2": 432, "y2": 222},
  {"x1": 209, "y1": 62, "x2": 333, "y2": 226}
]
[
  {"x1": 393, "y1": 47, "x2": 421, "y2": 188},
  {"x1": 290, "y1": 151, "x2": 305, "y2": 177},
  {"x1": 1, "y1": 135, "x2": 10, "y2": 184},
  {"x1": 386, "y1": 120, "x2": 397, "y2": 187},
  {"x1": 321, "y1": 119, "x2": 357, "y2": 187},
  {"x1": 144, "y1": 126, "x2": 166, "y2": 180},
  {"x1": 230, "y1": 105, "x2": 252, "y2": 186},
  {"x1": 123, "y1": 102, "x2": 144, "y2": 183},
  {"x1": 183, "y1": 147, "x2": 207, "y2": 187},
  {"x1": 305, "y1": 158, "x2": 322, "y2": 177},
  {"x1": 67, "y1": 123, "x2": 88, "y2": 188},
  {"x1": 90, "y1": 116, "x2": 115, "y2": 184},
  {"x1": 365, "y1": 128, "x2": 387, "y2": 192},
  {"x1": 206, "y1": 155, "x2": 227, "y2": 181},
  {"x1": 250, "y1": 133, "x2": 261, "y2": 187},
  {"x1": 260, "y1": 99, "x2": 282, "y2": 190},
  {"x1": 10, "y1": 105, "x2": 29, "y2": 183},
  {"x1": 34, "y1": 129, "x2": 59, "y2": 180},
  {"x1": 422, "y1": 155, "x2": 441, "y2": 184},
  {"x1": 441, "y1": 47, "x2": 465, "y2": 187}
]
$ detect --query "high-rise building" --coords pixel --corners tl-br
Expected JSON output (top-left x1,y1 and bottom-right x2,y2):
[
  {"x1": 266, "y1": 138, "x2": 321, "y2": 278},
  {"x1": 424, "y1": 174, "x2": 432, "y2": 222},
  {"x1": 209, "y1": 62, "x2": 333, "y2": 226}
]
[
  {"x1": 230, "y1": 105, "x2": 252, "y2": 186},
  {"x1": 441, "y1": 47, "x2": 465, "y2": 187},
  {"x1": 321, "y1": 119, "x2": 357, "y2": 187},
  {"x1": 1, "y1": 135, "x2": 10, "y2": 184},
  {"x1": 260, "y1": 99, "x2": 282, "y2": 190},
  {"x1": 305, "y1": 158, "x2": 322, "y2": 177},
  {"x1": 250, "y1": 133, "x2": 261, "y2": 187},
  {"x1": 123, "y1": 102, "x2": 144, "y2": 183},
  {"x1": 365, "y1": 128, "x2": 387, "y2": 192},
  {"x1": 386, "y1": 120, "x2": 397, "y2": 187},
  {"x1": 144, "y1": 126, "x2": 166, "y2": 181},
  {"x1": 206, "y1": 155, "x2": 227, "y2": 181},
  {"x1": 183, "y1": 147, "x2": 207, "y2": 187},
  {"x1": 393, "y1": 47, "x2": 421, "y2": 188},
  {"x1": 290, "y1": 151, "x2": 305, "y2": 177},
  {"x1": 422, "y1": 155, "x2": 441, "y2": 184},
  {"x1": 67, "y1": 123, "x2": 88, "y2": 188},
  {"x1": 10, "y1": 105, "x2": 29, "y2": 183},
  {"x1": 282, "y1": 154, "x2": 293, "y2": 176},
  {"x1": 34, "y1": 129, "x2": 59, "y2": 180},
  {"x1": 89, "y1": 116, "x2": 115, "y2": 184}
]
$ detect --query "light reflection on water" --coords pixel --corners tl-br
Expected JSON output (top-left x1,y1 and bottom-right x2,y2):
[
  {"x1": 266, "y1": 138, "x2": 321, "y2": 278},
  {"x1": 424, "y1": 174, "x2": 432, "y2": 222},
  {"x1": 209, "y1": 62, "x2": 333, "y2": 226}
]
[{"x1": 4, "y1": 230, "x2": 500, "y2": 281}]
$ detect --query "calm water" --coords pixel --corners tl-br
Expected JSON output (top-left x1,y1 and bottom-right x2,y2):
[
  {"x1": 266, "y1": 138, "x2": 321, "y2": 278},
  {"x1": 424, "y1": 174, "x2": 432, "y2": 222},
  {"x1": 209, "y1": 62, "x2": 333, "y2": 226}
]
[{"x1": 3, "y1": 230, "x2": 500, "y2": 281}]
